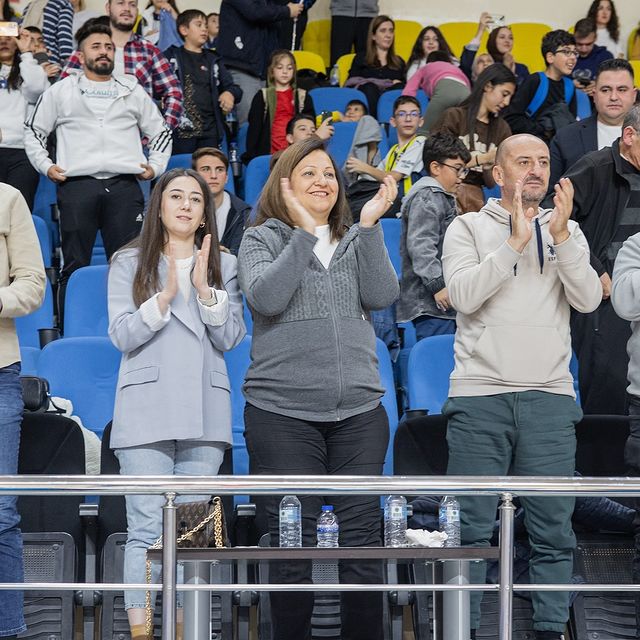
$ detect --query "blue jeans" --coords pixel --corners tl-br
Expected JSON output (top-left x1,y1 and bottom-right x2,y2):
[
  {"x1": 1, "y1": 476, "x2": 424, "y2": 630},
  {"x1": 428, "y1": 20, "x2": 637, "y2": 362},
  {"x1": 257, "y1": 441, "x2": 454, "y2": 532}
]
[
  {"x1": 115, "y1": 440, "x2": 225, "y2": 610},
  {"x1": 0, "y1": 363, "x2": 26, "y2": 636},
  {"x1": 413, "y1": 315, "x2": 456, "y2": 341}
]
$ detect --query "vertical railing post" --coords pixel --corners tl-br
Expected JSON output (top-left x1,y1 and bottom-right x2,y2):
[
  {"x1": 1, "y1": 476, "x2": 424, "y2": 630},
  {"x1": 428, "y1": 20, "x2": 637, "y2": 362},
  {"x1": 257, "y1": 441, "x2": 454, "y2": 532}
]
[
  {"x1": 498, "y1": 493, "x2": 515, "y2": 640},
  {"x1": 161, "y1": 492, "x2": 177, "y2": 640}
]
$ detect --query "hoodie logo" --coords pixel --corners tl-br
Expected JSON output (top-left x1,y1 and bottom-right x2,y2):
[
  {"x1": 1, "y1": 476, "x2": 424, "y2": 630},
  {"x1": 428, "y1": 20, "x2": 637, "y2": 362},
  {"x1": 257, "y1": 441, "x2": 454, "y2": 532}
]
[
  {"x1": 547, "y1": 243, "x2": 557, "y2": 262},
  {"x1": 234, "y1": 36, "x2": 244, "y2": 50}
]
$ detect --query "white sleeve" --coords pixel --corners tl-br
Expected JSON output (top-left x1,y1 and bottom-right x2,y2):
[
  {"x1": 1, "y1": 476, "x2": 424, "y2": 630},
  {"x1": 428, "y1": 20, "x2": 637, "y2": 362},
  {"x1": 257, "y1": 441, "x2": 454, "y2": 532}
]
[
  {"x1": 394, "y1": 138, "x2": 425, "y2": 176},
  {"x1": 139, "y1": 293, "x2": 171, "y2": 331},
  {"x1": 23, "y1": 85, "x2": 58, "y2": 176},
  {"x1": 18, "y1": 52, "x2": 49, "y2": 104},
  {"x1": 197, "y1": 288, "x2": 229, "y2": 326},
  {"x1": 135, "y1": 85, "x2": 172, "y2": 177}
]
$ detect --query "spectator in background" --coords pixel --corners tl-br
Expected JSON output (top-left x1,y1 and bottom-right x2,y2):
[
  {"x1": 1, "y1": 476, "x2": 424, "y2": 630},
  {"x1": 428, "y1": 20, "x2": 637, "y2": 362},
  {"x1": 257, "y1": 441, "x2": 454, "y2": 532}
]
[
  {"x1": 549, "y1": 58, "x2": 636, "y2": 192},
  {"x1": 108, "y1": 168, "x2": 245, "y2": 640},
  {"x1": 470, "y1": 52, "x2": 494, "y2": 83},
  {"x1": 434, "y1": 64, "x2": 515, "y2": 213},
  {"x1": 0, "y1": 183, "x2": 46, "y2": 640},
  {"x1": 71, "y1": 0, "x2": 99, "y2": 47},
  {"x1": 62, "y1": 0, "x2": 184, "y2": 130},
  {"x1": 0, "y1": 28, "x2": 49, "y2": 210},
  {"x1": 285, "y1": 113, "x2": 334, "y2": 145},
  {"x1": 330, "y1": 0, "x2": 378, "y2": 66},
  {"x1": 217, "y1": 0, "x2": 302, "y2": 125},
  {"x1": 403, "y1": 51, "x2": 471, "y2": 133},
  {"x1": 138, "y1": 0, "x2": 178, "y2": 46},
  {"x1": 346, "y1": 15, "x2": 405, "y2": 119},
  {"x1": 406, "y1": 26, "x2": 456, "y2": 81},
  {"x1": 1, "y1": 0, "x2": 16, "y2": 21},
  {"x1": 238, "y1": 137, "x2": 399, "y2": 640},
  {"x1": 587, "y1": 0, "x2": 624, "y2": 59},
  {"x1": 275, "y1": 0, "x2": 315, "y2": 51},
  {"x1": 24, "y1": 26, "x2": 60, "y2": 82},
  {"x1": 193, "y1": 147, "x2": 250, "y2": 256},
  {"x1": 398, "y1": 132, "x2": 470, "y2": 340},
  {"x1": 503, "y1": 30, "x2": 578, "y2": 142},
  {"x1": 442, "y1": 134, "x2": 601, "y2": 640},
  {"x1": 572, "y1": 18, "x2": 612, "y2": 95},
  {"x1": 21, "y1": 0, "x2": 74, "y2": 67},
  {"x1": 24, "y1": 21, "x2": 172, "y2": 316},
  {"x1": 205, "y1": 12, "x2": 218, "y2": 50},
  {"x1": 164, "y1": 9, "x2": 241, "y2": 154}
]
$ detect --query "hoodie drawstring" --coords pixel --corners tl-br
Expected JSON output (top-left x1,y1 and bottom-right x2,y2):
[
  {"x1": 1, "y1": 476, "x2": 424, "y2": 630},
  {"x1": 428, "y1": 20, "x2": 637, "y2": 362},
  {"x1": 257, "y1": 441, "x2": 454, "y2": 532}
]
[{"x1": 508, "y1": 216, "x2": 545, "y2": 275}]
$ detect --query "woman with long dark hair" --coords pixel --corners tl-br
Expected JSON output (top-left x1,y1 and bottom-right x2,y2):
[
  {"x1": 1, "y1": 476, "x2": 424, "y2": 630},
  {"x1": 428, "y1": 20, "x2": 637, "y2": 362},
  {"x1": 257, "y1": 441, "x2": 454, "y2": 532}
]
[
  {"x1": 238, "y1": 136, "x2": 399, "y2": 640},
  {"x1": 108, "y1": 168, "x2": 245, "y2": 640},
  {"x1": 346, "y1": 15, "x2": 405, "y2": 118},
  {"x1": 587, "y1": 0, "x2": 623, "y2": 58},
  {"x1": 0, "y1": 29, "x2": 48, "y2": 210},
  {"x1": 433, "y1": 64, "x2": 516, "y2": 212},
  {"x1": 406, "y1": 25, "x2": 456, "y2": 80}
]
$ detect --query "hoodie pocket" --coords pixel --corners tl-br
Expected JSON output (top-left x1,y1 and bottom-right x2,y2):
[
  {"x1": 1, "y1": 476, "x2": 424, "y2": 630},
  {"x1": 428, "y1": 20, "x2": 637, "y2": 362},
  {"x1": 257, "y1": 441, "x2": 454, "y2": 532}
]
[{"x1": 468, "y1": 325, "x2": 566, "y2": 385}]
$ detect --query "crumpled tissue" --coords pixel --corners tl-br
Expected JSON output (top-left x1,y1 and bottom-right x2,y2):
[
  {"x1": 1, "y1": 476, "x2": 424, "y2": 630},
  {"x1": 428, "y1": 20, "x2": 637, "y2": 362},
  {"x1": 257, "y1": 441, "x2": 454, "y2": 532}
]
[{"x1": 406, "y1": 528, "x2": 448, "y2": 547}]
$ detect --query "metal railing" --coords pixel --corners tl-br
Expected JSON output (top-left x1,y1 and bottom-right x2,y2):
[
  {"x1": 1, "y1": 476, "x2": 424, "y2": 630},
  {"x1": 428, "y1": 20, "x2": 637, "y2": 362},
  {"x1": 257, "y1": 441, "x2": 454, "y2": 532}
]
[{"x1": 3, "y1": 474, "x2": 640, "y2": 640}]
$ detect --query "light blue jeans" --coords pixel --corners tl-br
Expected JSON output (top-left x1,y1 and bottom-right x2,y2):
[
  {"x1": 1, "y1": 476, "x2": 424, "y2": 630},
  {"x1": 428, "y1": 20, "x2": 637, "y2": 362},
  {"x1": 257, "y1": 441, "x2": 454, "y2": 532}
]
[
  {"x1": 0, "y1": 363, "x2": 26, "y2": 636},
  {"x1": 115, "y1": 440, "x2": 226, "y2": 610}
]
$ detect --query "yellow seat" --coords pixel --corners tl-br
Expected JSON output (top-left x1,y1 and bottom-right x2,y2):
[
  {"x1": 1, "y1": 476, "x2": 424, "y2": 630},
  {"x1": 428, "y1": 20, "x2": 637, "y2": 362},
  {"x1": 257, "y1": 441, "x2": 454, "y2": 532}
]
[
  {"x1": 629, "y1": 61, "x2": 640, "y2": 87},
  {"x1": 438, "y1": 22, "x2": 488, "y2": 58},
  {"x1": 302, "y1": 19, "x2": 331, "y2": 68},
  {"x1": 336, "y1": 53, "x2": 355, "y2": 86},
  {"x1": 509, "y1": 22, "x2": 553, "y2": 73},
  {"x1": 393, "y1": 20, "x2": 423, "y2": 63},
  {"x1": 292, "y1": 50, "x2": 326, "y2": 74},
  {"x1": 628, "y1": 27, "x2": 639, "y2": 60}
]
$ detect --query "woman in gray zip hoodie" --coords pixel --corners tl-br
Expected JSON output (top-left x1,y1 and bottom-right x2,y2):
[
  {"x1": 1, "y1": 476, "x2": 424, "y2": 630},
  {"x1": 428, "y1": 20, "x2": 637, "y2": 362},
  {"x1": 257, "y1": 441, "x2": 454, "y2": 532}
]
[{"x1": 237, "y1": 136, "x2": 399, "y2": 640}]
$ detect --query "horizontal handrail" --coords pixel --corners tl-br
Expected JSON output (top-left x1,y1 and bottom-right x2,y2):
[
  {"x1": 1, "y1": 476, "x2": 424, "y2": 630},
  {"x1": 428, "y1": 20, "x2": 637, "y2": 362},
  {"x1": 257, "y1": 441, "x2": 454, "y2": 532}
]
[{"x1": 3, "y1": 474, "x2": 640, "y2": 496}]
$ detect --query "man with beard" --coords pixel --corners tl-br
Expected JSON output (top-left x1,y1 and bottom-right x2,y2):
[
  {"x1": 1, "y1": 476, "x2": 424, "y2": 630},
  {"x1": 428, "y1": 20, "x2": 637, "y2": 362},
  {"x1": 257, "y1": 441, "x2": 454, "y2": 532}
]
[
  {"x1": 24, "y1": 21, "x2": 171, "y2": 312},
  {"x1": 62, "y1": 0, "x2": 183, "y2": 130},
  {"x1": 442, "y1": 134, "x2": 601, "y2": 640}
]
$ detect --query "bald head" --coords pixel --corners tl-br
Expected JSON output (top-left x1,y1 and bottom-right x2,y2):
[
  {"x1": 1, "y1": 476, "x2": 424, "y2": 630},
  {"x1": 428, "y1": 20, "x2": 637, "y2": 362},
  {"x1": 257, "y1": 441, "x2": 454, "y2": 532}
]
[{"x1": 495, "y1": 134, "x2": 547, "y2": 168}]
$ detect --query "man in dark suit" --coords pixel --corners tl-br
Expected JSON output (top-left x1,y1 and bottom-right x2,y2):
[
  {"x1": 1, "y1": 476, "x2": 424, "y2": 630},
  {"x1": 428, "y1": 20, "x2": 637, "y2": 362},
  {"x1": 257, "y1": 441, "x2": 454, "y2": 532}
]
[{"x1": 549, "y1": 58, "x2": 636, "y2": 192}]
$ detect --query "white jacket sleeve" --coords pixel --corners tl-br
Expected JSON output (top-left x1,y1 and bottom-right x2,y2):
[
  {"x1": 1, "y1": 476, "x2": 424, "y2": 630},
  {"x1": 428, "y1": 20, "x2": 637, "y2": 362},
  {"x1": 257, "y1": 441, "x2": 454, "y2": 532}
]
[
  {"x1": 18, "y1": 52, "x2": 49, "y2": 104},
  {"x1": 23, "y1": 85, "x2": 58, "y2": 176},
  {"x1": 612, "y1": 232, "x2": 640, "y2": 321},
  {"x1": 135, "y1": 85, "x2": 172, "y2": 178}
]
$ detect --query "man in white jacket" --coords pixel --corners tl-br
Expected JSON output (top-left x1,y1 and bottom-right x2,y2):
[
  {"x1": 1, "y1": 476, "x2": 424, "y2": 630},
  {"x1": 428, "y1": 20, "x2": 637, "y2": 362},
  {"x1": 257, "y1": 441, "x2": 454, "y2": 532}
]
[
  {"x1": 442, "y1": 134, "x2": 601, "y2": 640},
  {"x1": 23, "y1": 20, "x2": 171, "y2": 313}
]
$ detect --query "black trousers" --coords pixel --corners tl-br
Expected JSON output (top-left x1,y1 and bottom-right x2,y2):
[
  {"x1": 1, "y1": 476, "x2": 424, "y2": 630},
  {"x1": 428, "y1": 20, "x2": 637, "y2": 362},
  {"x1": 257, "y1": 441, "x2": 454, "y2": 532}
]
[
  {"x1": 330, "y1": 16, "x2": 372, "y2": 66},
  {"x1": 277, "y1": 12, "x2": 309, "y2": 51},
  {"x1": 0, "y1": 147, "x2": 40, "y2": 211},
  {"x1": 244, "y1": 402, "x2": 389, "y2": 640},
  {"x1": 56, "y1": 174, "x2": 143, "y2": 318}
]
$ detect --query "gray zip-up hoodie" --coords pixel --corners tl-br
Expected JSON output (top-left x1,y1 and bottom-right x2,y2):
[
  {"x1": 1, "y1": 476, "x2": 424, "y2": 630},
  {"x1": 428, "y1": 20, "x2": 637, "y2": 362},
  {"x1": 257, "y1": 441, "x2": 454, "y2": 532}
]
[
  {"x1": 398, "y1": 176, "x2": 458, "y2": 323},
  {"x1": 330, "y1": 0, "x2": 379, "y2": 18},
  {"x1": 237, "y1": 219, "x2": 399, "y2": 421}
]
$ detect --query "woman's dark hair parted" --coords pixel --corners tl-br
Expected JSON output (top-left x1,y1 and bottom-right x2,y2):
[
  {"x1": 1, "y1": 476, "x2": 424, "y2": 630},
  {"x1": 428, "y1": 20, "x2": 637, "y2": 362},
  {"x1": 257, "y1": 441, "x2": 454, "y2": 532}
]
[
  {"x1": 253, "y1": 137, "x2": 352, "y2": 242},
  {"x1": 121, "y1": 168, "x2": 223, "y2": 307}
]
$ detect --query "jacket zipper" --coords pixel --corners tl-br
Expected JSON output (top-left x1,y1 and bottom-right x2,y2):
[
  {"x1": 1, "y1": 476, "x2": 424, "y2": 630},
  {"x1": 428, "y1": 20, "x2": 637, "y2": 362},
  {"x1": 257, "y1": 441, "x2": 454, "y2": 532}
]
[{"x1": 325, "y1": 268, "x2": 344, "y2": 416}]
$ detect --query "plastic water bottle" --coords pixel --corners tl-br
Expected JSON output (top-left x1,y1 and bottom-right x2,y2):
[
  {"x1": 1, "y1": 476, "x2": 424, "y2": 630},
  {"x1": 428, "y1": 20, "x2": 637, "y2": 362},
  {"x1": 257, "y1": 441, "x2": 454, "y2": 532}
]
[
  {"x1": 225, "y1": 107, "x2": 238, "y2": 139},
  {"x1": 439, "y1": 496, "x2": 461, "y2": 547},
  {"x1": 316, "y1": 505, "x2": 339, "y2": 547},
  {"x1": 279, "y1": 495, "x2": 302, "y2": 548},
  {"x1": 329, "y1": 64, "x2": 340, "y2": 87},
  {"x1": 384, "y1": 495, "x2": 407, "y2": 547}
]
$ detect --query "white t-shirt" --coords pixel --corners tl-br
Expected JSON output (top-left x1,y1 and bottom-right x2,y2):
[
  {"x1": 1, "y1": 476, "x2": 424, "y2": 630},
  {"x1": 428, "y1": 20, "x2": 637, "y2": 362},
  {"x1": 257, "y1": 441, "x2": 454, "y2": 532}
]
[
  {"x1": 313, "y1": 224, "x2": 338, "y2": 269},
  {"x1": 113, "y1": 47, "x2": 126, "y2": 77},
  {"x1": 597, "y1": 120, "x2": 621, "y2": 150},
  {"x1": 79, "y1": 76, "x2": 119, "y2": 120},
  {"x1": 596, "y1": 27, "x2": 624, "y2": 58},
  {"x1": 215, "y1": 191, "x2": 231, "y2": 243},
  {"x1": 376, "y1": 135, "x2": 426, "y2": 177}
]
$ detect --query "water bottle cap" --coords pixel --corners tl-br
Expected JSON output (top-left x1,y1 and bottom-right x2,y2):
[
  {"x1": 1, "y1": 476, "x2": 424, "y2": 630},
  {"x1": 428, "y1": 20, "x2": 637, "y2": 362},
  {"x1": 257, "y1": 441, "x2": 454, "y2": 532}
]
[{"x1": 321, "y1": 505, "x2": 333, "y2": 511}]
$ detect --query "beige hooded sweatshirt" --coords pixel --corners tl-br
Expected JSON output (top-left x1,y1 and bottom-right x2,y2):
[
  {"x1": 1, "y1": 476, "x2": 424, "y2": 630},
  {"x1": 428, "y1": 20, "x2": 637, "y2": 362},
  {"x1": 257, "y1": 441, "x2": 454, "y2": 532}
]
[{"x1": 442, "y1": 198, "x2": 601, "y2": 398}]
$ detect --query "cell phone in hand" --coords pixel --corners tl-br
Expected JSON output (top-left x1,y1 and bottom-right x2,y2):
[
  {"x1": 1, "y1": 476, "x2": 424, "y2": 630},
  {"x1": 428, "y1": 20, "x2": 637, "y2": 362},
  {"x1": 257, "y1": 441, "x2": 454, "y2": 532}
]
[
  {"x1": 34, "y1": 52, "x2": 50, "y2": 64},
  {"x1": 320, "y1": 111, "x2": 333, "y2": 123},
  {"x1": 0, "y1": 21, "x2": 19, "y2": 37},
  {"x1": 489, "y1": 14, "x2": 506, "y2": 27}
]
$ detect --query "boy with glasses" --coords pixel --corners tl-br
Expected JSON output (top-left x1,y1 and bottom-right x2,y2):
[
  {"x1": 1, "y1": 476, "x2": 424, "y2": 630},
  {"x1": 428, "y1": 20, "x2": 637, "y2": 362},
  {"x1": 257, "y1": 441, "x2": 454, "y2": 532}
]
[
  {"x1": 398, "y1": 132, "x2": 470, "y2": 340},
  {"x1": 345, "y1": 95, "x2": 426, "y2": 217},
  {"x1": 504, "y1": 30, "x2": 579, "y2": 142}
]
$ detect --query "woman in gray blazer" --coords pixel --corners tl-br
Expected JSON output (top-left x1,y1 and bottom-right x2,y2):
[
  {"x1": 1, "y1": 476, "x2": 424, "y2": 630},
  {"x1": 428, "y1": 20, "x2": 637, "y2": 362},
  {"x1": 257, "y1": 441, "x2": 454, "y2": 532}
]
[{"x1": 107, "y1": 168, "x2": 245, "y2": 640}]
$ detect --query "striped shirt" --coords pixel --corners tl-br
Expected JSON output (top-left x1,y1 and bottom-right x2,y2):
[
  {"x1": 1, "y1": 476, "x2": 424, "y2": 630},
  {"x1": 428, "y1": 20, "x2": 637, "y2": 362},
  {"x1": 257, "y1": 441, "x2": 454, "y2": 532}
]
[
  {"x1": 22, "y1": 0, "x2": 74, "y2": 66},
  {"x1": 62, "y1": 34, "x2": 183, "y2": 130}
]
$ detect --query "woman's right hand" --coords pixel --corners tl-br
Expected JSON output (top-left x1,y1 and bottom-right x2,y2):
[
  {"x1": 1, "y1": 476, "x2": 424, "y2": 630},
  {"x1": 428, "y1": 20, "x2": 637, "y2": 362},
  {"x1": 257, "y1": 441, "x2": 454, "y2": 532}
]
[
  {"x1": 281, "y1": 177, "x2": 316, "y2": 234},
  {"x1": 476, "y1": 12, "x2": 492, "y2": 36},
  {"x1": 157, "y1": 243, "x2": 178, "y2": 314}
]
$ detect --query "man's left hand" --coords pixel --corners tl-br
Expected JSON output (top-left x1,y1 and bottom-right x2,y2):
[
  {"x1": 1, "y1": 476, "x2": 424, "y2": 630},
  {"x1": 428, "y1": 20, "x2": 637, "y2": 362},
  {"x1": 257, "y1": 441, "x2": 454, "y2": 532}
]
[
  {"x1": 140, "y1": 164, "x2": 155, "y2": 180},
  {"x1": 549, "y1": 177, "x2": 573, "y2": 244},
  {"x1": 218, "y1": 91, "x2": 235, "y2": 113}
]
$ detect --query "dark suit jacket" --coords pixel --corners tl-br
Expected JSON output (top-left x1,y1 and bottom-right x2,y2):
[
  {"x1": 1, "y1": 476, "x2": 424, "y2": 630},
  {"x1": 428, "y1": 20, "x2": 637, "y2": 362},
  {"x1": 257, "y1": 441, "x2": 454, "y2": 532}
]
[
  {"x1": 222, "y1": 192, "x2": 251, "y2": 256},
  {"x1": 548, "y1": 114, "x2": 598, "y2": 194}
]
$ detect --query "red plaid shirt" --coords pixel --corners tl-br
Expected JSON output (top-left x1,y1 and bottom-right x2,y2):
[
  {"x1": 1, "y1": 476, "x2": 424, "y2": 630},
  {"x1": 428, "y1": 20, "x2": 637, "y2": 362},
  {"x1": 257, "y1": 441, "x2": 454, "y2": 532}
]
[{"x1": 62, "y1": 35, "x2": 183, "y2": 130}]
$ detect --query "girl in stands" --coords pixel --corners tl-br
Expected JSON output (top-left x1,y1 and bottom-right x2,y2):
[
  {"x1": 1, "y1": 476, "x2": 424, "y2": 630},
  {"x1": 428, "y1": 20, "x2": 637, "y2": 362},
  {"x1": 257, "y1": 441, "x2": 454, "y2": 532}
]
[
  {"x1": 587, "y1": 0, "x2": 623, "y2": 58},
  {"x1": 139, "y1": 0, "x2": 179, "y2": 46},
  {"x1": 243, "y1": 49, "x2": 314, "y2": 163},
  {"x1": 108, "y1": 168, "x2": 245, "y2": 640},
  {"x1": 406, "y1": 25, "x2": 457, "y2": 80},
  {"x1": 433, "y1": 63, "x2": 516, "y2": 213},
  {"x1": 0, "y1": 28, "x2": 48, "y2": 210},
  {"x1": 238, "y1": 136, "x2": 399, "y2": 640},
  {"x1": 346, "y1": 15, "x2": 405, "y2": 118}
]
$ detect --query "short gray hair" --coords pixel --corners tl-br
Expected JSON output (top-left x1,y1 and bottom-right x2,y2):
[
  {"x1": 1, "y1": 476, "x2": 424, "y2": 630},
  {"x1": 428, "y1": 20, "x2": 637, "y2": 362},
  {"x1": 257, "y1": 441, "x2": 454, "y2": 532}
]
[{"x1": 623, "y1": 104, "x2": 640, "y2": 132}]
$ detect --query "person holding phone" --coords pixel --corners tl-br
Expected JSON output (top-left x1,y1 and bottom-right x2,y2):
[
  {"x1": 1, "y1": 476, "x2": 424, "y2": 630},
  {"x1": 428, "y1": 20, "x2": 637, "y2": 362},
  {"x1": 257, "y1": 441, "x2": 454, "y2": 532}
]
[{"x1": 572, "y1": 18, "x2": 612, "y2": 97}]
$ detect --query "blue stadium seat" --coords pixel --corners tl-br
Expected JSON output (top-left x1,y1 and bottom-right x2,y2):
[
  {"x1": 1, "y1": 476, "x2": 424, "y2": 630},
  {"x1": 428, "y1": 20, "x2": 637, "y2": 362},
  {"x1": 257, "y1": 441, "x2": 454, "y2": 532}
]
[
  {"x1": 327, "y1": 121, "x2": 357, "y2": 166},
  {"x1": 37, "y1": 336, "x2": 121, "y2": 436},
  {"x1": 33, "y1": 175, "x2": 56, "y2": 212},
  {"x1": 309, "y1": 87, "x2": 368, "y2": 114},
  {"x1": 483, "y1": 184, "x2": 501, "y2": 202},
  {"x1": 20, "y1": 346, "x2": 41, "y2": 377},
  {"x1": 32, "y1": 214, "x2": 52, "y2": 268},
  {"x1": 380, "y1": 218, "x2": 401, "y2": 278},
  {"x1": 237, "y1": 122, "x2": 249, "y2": 158},
  {"x1": 376, "y1": 338, "x2": 399, "y2": 475},
  {"x1": 244, "y1": 155, "x2": 271, "y2": 207},
  {"x1": 378, "y1": 124, "x2": 390, "y2": 159},
  {"x1": 15, "y1": 280, "x2": 55, "y2": 349},
  {"x1": 64, "y1": 265, "x2": 109, "y2": 337},
  {"x1": 406, "y1": 334, "x2": 455, "y2": 414},
  {"x1": 377, "y1": 89, "x2": 429, "y2": 124},
  {"x1": 167, "y1": 153, "x2": 192, "y2": 171},
  {"x1": 576, "y1": 89, "x2": 592, "y2": 121}
]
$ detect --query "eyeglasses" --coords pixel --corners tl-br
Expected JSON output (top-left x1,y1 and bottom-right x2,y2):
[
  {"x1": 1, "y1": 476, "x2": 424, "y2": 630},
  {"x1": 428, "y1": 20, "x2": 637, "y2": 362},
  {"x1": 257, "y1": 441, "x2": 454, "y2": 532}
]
[
  {"x1": 554, "y1": 48, "x2": 579, "y2": 57},
  {"x1": 394, "y1": 110, "x2": 421, "y2": 120},
  {"x1": 439, "y1": 162, "x2": 469, "y2": 178}
]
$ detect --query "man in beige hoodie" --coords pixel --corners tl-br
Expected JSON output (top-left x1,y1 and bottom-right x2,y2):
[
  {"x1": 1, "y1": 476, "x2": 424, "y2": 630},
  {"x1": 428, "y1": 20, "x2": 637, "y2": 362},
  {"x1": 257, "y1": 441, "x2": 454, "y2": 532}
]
[{"x1": 442, "y1": 134, "x2": 601, "y2": 640}]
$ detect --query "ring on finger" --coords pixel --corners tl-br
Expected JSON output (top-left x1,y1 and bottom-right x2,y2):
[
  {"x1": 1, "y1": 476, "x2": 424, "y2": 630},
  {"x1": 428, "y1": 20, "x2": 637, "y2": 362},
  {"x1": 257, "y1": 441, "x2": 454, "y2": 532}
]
[{"x1": 386, "y1": 198, "x2": 394, "y2": 204}]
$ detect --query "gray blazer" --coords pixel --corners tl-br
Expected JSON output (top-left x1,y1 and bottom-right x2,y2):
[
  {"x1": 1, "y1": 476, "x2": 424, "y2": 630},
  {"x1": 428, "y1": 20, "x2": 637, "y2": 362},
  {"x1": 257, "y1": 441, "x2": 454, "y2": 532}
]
[{"x1": 108, "y1": 249, "x2": 246, "y2": 449}]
